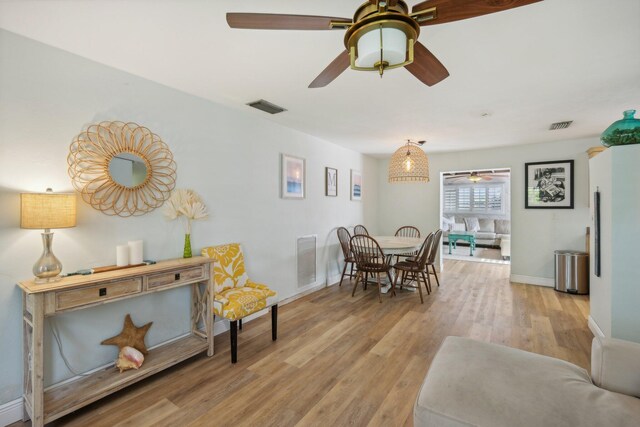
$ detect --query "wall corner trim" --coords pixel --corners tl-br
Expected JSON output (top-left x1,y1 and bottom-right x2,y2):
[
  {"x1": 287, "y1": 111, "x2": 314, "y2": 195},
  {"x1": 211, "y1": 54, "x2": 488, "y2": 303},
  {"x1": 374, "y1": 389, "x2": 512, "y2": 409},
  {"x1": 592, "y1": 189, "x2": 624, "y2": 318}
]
[
  {"x1": 588, "y1": 315, "x2": 605, "y2": 339},
  {"x1": 509, "y1": 274, "x2": 554, "y2": 287},
  {"x1": 0, "y1": 397, "x2": 23, "y2": 426}
]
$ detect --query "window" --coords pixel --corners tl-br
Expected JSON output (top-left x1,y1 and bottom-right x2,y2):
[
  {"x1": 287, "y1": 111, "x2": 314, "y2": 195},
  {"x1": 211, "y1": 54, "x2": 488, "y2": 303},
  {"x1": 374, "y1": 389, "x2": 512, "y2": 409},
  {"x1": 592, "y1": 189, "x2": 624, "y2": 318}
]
[{"x1": 444, "y1": 184, "x2": 504, "y2": 213}]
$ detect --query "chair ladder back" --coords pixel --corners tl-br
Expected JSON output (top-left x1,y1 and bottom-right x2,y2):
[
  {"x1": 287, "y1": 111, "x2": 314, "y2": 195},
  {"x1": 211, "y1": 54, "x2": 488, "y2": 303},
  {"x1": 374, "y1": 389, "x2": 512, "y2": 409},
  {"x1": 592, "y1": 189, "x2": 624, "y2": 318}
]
[
  {"x1": 350, "y1": 234, "x2": 387, "y2": 271},
  {"x1": 428, "y1": 229, "x2": 443, "y2": 263},
  {"x1": 337, "y1": 227, "x2": 352, "y2": 260},
  {"x1": 415, "y1": 233, "x2": 435, "y2": 269},
  {"x1": 395, "y1": 226, "x2": 421, "y2": 238},
  {"x1": 353, "y1": 224, "x2": 369, "y2": 236}
]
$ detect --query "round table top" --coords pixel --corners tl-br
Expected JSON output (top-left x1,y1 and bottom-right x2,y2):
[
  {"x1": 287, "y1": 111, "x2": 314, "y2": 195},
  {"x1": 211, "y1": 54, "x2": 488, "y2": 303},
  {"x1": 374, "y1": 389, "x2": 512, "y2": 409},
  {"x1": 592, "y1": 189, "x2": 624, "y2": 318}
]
[{"x1": 372, "y1": 236, "x2": 423, "y2": 254}]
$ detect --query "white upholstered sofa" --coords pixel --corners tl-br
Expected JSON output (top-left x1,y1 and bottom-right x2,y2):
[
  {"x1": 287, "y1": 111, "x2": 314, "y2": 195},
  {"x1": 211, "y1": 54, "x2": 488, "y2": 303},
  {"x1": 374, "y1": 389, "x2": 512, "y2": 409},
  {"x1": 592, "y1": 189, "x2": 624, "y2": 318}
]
[
  {"x1": 442, "y1": 215, "x2": 510, "y2": 248},
  {"x1": 414, "y1": 336, "x2": 640, "y2": 426}
]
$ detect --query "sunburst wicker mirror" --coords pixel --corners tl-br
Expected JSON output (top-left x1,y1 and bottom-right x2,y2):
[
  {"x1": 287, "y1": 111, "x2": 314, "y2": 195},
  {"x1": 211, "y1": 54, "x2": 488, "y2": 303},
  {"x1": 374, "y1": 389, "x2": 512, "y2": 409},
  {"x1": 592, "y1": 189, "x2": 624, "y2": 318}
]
[{"x1": 68, "y1": 121, "x2": 177, "y2": 217}]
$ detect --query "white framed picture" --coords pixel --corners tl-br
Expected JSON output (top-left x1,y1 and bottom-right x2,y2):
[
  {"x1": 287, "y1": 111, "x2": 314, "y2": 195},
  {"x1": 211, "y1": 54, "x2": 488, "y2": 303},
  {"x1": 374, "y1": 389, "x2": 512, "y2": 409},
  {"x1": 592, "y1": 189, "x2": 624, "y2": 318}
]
[
  {"x1": 325, "y1": 167, "x2": 337, "y2": 197},
  {"x1": 281, "y1": 154, "x2": 305, "y2": 199},
  {"x1": 350, "y1": 169, "x2": 362, "y2": 201}
]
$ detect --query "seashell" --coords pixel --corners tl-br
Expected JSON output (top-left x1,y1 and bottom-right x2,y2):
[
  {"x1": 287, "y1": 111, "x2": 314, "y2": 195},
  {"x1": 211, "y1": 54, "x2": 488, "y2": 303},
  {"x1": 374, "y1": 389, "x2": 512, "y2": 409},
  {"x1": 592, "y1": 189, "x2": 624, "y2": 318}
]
[{"x1": 115, "y1": 346, "x2": 145, "y2": 373}]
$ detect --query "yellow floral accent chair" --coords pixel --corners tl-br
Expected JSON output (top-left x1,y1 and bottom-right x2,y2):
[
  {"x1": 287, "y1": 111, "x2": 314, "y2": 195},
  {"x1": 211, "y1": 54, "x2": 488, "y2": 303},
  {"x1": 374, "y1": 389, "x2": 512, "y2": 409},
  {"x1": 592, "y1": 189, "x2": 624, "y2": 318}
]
[{"x1": 201, "y1": 243, "x2": 278, "y2": 363}]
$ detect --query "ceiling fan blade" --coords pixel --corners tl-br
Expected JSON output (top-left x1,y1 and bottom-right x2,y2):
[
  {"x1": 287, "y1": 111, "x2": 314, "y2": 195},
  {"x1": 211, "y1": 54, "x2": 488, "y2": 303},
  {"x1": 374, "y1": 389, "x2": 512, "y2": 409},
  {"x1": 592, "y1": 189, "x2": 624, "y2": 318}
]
[
  {"x1": 480, "y1": 176, "x2": 494, "y2": 181},
  {"x1": 405, "y1": 42, "x2": 449, "y2": 86},
  {"x1": 412, "y1": 0, "x2": 543, "y2": 26},
  {"x1": 226, "y1": 13, "x2": 351, "y2": 30},
  {"x1": 309, "y1": 51, "x2": 351, "y2": 88}
]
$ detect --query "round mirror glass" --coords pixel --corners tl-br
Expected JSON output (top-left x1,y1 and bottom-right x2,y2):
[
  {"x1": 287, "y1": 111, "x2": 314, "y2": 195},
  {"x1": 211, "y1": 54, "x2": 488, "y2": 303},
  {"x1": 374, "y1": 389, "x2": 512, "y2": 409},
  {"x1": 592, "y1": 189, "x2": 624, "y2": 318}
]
[{"x1": 109, "y1": 153, "x2": 148, "y2": 187}]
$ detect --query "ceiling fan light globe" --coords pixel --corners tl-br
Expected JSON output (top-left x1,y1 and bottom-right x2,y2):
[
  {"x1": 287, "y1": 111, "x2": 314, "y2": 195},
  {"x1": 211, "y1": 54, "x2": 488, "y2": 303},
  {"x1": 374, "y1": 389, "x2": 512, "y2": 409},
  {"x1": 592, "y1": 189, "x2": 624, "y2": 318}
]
[{"x1": 355, "y1": 27, "x2": 407, "y2": 68}]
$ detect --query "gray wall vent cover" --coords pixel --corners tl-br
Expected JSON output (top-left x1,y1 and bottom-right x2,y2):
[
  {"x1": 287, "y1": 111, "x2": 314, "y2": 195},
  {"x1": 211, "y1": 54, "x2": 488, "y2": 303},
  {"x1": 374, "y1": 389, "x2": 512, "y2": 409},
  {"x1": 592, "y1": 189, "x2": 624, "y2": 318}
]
[
  {"x1": 247, "y1": 99, "x2": 287, "y2": 114},
  {"x1": 549, "y1": 121, "x2": 573, "y2": 130}
]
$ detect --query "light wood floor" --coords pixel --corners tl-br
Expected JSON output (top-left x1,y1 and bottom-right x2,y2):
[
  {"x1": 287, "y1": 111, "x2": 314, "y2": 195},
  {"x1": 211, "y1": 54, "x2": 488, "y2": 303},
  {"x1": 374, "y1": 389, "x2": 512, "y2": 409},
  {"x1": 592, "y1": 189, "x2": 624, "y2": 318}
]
[{"x1": 13, "y1": 260, "x2": 592, "y2": 427}]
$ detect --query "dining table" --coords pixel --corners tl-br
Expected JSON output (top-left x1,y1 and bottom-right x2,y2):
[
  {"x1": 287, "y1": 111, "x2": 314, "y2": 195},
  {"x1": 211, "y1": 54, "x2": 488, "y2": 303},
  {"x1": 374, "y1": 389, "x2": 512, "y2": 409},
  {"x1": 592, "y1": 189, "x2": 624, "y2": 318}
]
[{"x1": 371, "y1": 235, "x2": 424, "y2": 293}]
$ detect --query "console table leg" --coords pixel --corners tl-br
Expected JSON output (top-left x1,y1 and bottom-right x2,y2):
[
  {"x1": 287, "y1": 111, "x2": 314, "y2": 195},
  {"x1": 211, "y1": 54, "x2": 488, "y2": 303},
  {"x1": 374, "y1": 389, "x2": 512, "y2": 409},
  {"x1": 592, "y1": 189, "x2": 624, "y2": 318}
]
[{"x1": 23, "y1": 293, "x2": 44, "y2": 427}]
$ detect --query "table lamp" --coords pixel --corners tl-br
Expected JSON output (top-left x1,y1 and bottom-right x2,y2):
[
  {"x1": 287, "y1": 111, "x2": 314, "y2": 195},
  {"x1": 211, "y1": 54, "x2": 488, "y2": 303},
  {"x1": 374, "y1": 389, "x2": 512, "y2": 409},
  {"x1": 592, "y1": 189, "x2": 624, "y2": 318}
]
[{"x1": 20, "y1": 188, "x2": 76, "y2": 283}]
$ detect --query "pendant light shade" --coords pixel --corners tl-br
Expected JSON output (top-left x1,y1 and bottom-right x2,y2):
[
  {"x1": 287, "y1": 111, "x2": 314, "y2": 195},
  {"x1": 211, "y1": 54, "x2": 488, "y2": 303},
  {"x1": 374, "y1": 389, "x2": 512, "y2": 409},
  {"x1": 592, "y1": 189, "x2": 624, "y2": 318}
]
[{"x1": 388, "y1": 140, "x2": 429, "y2": 183}]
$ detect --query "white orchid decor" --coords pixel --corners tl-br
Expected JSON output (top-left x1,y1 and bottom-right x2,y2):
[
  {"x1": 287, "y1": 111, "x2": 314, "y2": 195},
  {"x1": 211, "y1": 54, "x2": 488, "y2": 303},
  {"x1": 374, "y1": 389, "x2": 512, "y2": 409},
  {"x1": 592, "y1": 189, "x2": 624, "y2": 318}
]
[{"x1": 164, "y1": 189, "x2": 209, "y2": 234}]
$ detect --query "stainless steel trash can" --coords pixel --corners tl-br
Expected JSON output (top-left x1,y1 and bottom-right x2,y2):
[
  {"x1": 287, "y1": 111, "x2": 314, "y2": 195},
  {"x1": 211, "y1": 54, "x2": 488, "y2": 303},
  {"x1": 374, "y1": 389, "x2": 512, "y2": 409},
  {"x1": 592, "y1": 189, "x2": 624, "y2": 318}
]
[{"x1": 554, "y1": 250, "x2": 589, "y2": 294}]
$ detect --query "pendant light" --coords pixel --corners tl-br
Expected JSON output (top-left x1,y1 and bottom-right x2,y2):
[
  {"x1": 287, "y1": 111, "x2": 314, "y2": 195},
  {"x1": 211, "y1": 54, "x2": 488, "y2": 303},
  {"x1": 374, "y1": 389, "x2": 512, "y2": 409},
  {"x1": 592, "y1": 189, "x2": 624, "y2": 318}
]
[{"x1": 388, "y1": 140, "x2": 429, "y2": 183}]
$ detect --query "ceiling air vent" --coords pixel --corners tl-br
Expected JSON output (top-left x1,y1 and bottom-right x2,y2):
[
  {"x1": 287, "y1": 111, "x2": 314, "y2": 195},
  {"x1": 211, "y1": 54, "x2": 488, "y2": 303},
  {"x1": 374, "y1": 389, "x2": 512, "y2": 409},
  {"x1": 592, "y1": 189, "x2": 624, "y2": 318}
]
[
  {"x1": 549, "y1": 121, "x2": 573, "y2": 130},
  {"x1": 247, "y1": 99, "x2": 287, "y2": 115}
]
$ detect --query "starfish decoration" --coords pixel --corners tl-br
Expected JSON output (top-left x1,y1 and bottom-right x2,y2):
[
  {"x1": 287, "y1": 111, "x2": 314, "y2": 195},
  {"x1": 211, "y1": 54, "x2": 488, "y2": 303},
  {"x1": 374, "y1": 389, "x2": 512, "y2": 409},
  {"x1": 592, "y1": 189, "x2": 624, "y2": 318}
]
[{"x1": 101, "y1": 314, "x2": 153, "y2": 355}]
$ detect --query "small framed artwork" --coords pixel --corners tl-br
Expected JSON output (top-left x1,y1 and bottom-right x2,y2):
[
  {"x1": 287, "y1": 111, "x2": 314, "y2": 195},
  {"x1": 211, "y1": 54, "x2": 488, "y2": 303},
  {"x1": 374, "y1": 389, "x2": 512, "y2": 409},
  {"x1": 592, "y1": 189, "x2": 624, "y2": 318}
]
[
  {"x1": 350, "y1": 169, "x2": 362, "y2": 201},
  {"x1": 281, "y1": 154, "x2": 305, "y2": 199},
  {"x1": 525, "y1": 160, "x2": 574, "y2": 209},
  {"x1": 325, "y1": 167, "x2": 338, "y2": 197}
]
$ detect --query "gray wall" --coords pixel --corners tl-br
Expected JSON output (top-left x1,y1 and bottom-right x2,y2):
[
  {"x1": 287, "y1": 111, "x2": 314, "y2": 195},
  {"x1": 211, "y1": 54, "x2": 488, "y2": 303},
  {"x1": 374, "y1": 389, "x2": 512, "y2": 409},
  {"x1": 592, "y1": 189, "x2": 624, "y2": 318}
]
[
  {"x1": 0, "y1": 30, "x2": 378, "y2": 404},
  {"x1": 377, "y1": 137, "x2": 595, "y2": 282}
]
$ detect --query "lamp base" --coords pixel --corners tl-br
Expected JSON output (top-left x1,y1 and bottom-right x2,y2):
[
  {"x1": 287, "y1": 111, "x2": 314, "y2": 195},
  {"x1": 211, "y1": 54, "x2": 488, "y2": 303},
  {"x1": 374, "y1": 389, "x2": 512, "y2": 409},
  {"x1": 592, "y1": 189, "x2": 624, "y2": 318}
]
[
  {"x1": 33, "y1": 231, "x2": 63, "y2": 284},
  {"x1": 34, "y1": 275, "x2": 63, "y2": 284}
]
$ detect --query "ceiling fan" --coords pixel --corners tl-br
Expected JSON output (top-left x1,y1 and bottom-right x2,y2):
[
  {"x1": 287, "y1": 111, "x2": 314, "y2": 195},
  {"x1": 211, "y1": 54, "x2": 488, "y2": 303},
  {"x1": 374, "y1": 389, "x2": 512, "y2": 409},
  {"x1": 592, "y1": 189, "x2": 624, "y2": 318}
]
[
  {"x1": 445, "y1": 170, "x2": 510, "y2": 183},
  {"x1": 227, "y1": 0, "x2": 543, "y2": 88}
]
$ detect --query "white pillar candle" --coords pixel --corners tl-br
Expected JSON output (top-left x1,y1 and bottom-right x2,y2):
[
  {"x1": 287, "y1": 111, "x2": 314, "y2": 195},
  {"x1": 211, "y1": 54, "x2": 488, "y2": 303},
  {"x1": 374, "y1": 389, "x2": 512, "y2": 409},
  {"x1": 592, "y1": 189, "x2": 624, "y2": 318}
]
[
  {"x1": 116, "y1": 245, "x2": 130, "y2": 267},
  {"x1": 128, "y1": 240, "x2": 144, "y2": 265}
]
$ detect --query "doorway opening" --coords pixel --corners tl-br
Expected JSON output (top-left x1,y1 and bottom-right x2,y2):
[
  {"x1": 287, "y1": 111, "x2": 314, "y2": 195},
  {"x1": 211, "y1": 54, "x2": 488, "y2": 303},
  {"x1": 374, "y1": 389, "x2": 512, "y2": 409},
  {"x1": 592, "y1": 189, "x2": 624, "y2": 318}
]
[{"x1": 440, "y1": 168, "x2": 511, "y2": 266}]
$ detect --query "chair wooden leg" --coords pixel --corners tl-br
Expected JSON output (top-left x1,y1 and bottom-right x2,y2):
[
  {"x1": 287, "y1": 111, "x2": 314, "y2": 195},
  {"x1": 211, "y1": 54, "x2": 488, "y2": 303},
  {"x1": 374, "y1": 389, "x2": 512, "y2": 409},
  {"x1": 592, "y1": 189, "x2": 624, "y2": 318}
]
[
  {"x1": 376, "y1": 273, "x2": 383, "y2": 303},
  {"x1": 339, "y1": 262, "x2": 348, "y2": 286},
  {"x1": 421, "y1": 271, "x2": 431, "y2": 294},
  {"x1": 431, "y1": 264, "x2": 440, "y2": 287},
  {"x1": 230, "y1": 320, "x2": 238, "y2": 363},
  {"x1": 416, "y1": 272, "x2": 424, "y2": 304},
  {"x1": 271, "y1": 305, "x2": 278, "y2": 341},
  {"x1": 352, "y1": 271, "x2": 362, "y2": 297},
  {"x1": 350, "y1": 262, "x2": 355, "y2": 278},
  {"x1": 364, "y1": 272, "x2": 369, "y2": 290},
  {"x1": 239, "y1": 318, "x2": 242, "y2": 331}
]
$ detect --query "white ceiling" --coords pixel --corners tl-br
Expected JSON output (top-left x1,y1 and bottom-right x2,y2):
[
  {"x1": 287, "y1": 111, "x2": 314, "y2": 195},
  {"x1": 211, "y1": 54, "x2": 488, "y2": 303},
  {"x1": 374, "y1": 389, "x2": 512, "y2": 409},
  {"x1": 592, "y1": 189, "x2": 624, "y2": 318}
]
[{"x1": 1, "y1": 0, "x2": 639, "y2": 155}]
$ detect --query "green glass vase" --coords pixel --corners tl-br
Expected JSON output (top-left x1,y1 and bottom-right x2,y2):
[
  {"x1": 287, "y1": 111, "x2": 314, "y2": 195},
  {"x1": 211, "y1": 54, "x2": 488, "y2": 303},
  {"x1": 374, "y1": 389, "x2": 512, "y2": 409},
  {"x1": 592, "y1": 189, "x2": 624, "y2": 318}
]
[
  {"x1": 601, "y1": 110, "x2": 640, "y2": 147},
  {"x1": 183, "y1": 234, "x2": 192, "y2": 258}
]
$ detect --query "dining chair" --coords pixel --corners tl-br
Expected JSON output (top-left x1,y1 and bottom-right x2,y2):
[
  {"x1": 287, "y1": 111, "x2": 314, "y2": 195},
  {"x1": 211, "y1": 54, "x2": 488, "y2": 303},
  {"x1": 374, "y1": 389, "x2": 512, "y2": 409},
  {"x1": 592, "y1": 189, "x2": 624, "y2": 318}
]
[
  {"x1": 201, "y1": 243, "x2": 278, "y2": 363},
  {"x1": 336, "y1": 227, "x2": 357, "y2": 286},
  {"x1": 349, "y1": 234, "x2": 393, "y2": 303},
  {"x1": 392, "y1": 233, "x2": 434, "y2": 303},
  {"x1": 394, "y1": 225, "x2": 421, "y2": 263},
  {"x1": 353, "y1": 224, "x2": 369, "y2": 236},
  {"x1": 427, "y1": 229, "x2": 444, "y2": 287}
]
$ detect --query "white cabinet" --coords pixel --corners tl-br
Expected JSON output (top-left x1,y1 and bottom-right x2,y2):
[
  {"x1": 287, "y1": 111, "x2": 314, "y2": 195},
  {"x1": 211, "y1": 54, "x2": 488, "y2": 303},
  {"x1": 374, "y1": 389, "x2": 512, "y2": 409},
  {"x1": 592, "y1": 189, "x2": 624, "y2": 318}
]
[{"x1": 588, "y1": 145, "x2": 640, "y2": 343}]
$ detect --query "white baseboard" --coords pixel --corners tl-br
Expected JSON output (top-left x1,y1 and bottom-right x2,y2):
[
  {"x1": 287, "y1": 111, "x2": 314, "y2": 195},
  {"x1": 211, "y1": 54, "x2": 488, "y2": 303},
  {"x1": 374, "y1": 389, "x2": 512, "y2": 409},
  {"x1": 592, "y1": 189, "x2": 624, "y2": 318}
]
[
  {"x1": 588, "y1": 315, "x2": 605, "y2": 339},
  {"x1": 510, "y1": 274, "x2": 554, "y2": 287},
  {"x1": 0, "y1": 397, "x2": 23, "y2": 426}
]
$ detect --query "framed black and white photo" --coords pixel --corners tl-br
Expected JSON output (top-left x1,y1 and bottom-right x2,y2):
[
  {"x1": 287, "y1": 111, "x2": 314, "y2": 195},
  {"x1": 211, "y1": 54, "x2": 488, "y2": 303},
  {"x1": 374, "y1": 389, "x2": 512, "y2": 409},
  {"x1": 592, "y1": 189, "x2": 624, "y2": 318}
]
[
  {"x1": 525, "y1": 160, "x2": 574, "y2": 209},
  {"x1": 325, "y1": 167, "x2": 337, "y2": 197}
]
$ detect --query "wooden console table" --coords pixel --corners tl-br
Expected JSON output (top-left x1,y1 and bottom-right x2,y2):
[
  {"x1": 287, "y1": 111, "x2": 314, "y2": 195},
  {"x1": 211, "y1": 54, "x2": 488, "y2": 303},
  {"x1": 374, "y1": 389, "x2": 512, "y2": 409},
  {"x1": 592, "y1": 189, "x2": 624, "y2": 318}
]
[{"x1": 18, "y1": 256, "x2": 215, "y2": 427}]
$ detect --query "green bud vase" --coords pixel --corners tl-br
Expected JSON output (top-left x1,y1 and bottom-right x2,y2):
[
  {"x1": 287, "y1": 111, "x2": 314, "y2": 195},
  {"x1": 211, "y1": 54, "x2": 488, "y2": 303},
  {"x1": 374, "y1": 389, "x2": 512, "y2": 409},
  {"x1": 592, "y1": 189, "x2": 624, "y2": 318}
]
[
  {"x1": 601, "y1": 110, "x2": 640, "y2": 147},
  {"x1": 183, "y1": 234, "x2": 192, "y2": 258}
]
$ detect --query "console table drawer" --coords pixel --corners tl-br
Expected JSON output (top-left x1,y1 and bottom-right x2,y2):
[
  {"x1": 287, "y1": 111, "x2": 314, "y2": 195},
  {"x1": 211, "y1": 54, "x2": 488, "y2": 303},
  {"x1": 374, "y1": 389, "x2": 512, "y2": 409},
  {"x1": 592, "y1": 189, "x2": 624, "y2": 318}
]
[
  {"x1": 147, "y1": 266, "x2": 206, "y2": 290},
  {"x1": 55, "y1": 278, "x2": 142, "y2": 311}
]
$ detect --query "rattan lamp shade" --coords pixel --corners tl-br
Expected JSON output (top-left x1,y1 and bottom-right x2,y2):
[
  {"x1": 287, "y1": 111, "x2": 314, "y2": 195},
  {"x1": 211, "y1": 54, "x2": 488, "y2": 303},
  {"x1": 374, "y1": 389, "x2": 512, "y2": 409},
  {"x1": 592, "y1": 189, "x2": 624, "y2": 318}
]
[
  {"x1": 388, "y1": 143, "x2": 430, "y2": 183},
  {"x1": 21, "y1": 192, "x2": 76, "y2": 229}
]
